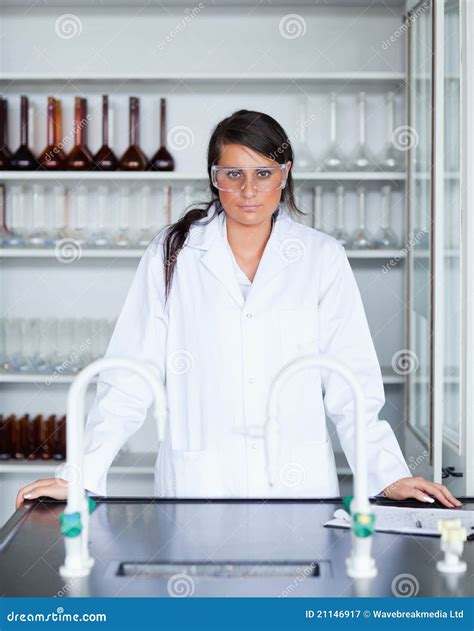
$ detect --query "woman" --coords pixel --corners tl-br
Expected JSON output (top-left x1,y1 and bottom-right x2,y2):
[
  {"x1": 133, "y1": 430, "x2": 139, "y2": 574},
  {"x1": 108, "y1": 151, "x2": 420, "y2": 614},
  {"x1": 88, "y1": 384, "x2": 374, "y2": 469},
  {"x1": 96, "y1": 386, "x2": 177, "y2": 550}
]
[{"x1": 17, "y1": 110, "x2": 461, "y2": 508}]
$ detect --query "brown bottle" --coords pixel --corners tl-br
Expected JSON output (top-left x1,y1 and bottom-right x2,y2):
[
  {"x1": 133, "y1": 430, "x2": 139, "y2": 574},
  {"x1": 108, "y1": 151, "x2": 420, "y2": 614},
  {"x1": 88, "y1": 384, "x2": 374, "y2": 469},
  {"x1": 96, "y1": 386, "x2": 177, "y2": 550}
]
[
  {"x1": 38, "y1": 97, "x2": 67, "y2": 170},
  {"x1": 25, "y1": 414, "x2": 41, "y2": 459},
  {"x1": 0, "y1": 98, "x2": 12, "y2": 170},
  {"x1": 11, "y1": 96, "x2": 38, "y2": 171},
  {"x1": 93, "y1": 95, "x2": 118, "y2": 171},
  {"x1": 0, "y1": 414, "x2": 12, "y2": 460},
  {"x1": 52, "y1": 414, "x2": 66, "y2": 460},
  {"x1": 66, "y1": 97, "x2": 94, "y2": 170},
  {"x1": 149, "y1": 98, "x2": 175, "y2": 171},
  {"x1": 11, "y1": 414, "x2": 27, "y2": 459},
  {"x1": 38, "y1": 413, "x2": 55, "y2": 460},
  {"x1": 119, "y1": 97, "x2": 148, "y2": 170}
]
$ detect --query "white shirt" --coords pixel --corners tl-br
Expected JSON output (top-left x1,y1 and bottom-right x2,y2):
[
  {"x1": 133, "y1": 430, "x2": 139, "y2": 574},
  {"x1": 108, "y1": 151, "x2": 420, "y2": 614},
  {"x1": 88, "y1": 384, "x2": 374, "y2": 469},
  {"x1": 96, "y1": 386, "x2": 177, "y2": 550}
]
[
  {"x1": 221, "y1": 214, "x2": 252, "y2": 301},
  {"x1": 81, "y1": 200, "x2": 412, "y2": 498}
]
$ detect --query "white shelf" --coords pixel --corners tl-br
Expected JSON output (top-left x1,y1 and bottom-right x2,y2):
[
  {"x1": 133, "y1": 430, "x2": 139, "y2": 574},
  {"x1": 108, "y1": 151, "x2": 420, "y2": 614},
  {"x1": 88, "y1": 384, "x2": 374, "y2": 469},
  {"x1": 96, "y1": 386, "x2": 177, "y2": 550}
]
[
  {"x1": 0, "y1": 171, "x2": 406, "y2": 182},
  {"x1": 0, "y1": 369, "x2": 404, "y2": 385},
  {"x1": 0, "y1": 450, "x2": 356, "y2": 477},
  {"x1": 0, "y1": 72, "x2": 406, "y2": 85},
  {"x1": 0, "y1": 247, "x2": 407, "y2": 260},
  {"x1": 0, "y1": 451, "x2": 156, "y2": 475},
  {"x1": 0, "y1": 248, "x2": 146, "y2": 259}
]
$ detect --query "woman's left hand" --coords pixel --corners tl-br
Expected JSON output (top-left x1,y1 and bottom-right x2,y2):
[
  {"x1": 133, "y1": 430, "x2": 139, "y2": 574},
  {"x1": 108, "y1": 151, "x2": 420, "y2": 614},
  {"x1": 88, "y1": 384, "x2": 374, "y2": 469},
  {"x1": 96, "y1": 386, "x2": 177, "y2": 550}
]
[{"x1": 382, "y1": 476, "x2": 462, "y2": 507}]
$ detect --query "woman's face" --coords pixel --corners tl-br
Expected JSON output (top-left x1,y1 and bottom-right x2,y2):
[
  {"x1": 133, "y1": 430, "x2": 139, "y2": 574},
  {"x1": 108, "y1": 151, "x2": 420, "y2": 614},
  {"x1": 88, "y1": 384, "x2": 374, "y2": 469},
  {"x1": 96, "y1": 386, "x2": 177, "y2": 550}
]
[{"x1": 215, "y1": 143, "x2": 291, "y2": 227}]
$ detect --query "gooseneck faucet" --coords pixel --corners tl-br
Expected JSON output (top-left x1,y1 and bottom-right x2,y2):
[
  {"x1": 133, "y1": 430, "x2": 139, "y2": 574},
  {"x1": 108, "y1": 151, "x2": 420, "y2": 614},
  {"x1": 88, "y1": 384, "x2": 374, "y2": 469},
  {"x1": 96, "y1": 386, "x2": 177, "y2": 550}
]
[
  {"x1": 58, "y1": 357, "x2": 167, "y2": 578},
  {"x1": 265, "y1": 353, "x2": 377, "y2": 579}
]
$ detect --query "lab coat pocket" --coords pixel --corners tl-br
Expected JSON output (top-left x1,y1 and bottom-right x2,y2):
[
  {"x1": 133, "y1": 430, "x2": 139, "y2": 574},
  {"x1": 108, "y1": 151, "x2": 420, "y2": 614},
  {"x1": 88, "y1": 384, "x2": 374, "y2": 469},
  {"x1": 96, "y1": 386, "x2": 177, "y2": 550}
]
[
  {"x1": 172, "y1": 449, "x2": 226, "y2": 498},
  {"x1": 283, "y1": 437, "x2": 339, "y2": 497},
  {"x1": 278, "y1": 307, "x2": 318, "y2": 363}
]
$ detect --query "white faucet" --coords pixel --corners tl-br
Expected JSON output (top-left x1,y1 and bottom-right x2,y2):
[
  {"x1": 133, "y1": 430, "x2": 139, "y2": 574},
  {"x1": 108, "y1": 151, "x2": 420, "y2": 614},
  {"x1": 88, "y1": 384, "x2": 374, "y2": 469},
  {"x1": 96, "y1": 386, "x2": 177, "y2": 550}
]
[
  {"x1": 265, "y1": 353, "x2": 377, "y2": 579},
  {"x1": 58, "y1": 357, "x2": 167, "y2": 578}
]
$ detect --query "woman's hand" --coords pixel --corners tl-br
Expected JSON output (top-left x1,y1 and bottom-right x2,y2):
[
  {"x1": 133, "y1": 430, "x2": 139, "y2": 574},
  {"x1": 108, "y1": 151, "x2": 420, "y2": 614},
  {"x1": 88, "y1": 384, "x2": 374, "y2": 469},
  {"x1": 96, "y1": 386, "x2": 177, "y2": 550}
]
[
  {"x1": 382, "y1": 476, "x2": 462, "y2": 507},
  {"x1": 16, "y1": 478, "x2": 68, "y2": 510}
]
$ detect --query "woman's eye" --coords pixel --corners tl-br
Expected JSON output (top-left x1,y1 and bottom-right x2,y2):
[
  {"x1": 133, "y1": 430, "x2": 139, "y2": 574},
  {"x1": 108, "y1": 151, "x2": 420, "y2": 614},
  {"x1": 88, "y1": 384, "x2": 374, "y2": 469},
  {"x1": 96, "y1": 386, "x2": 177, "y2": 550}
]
[
  {"x1": 256, "y1": 169, "x2": 272, "y2": 178},
  {"x1": 226, "y1": 170, "x2": 242, "y2": 179}
]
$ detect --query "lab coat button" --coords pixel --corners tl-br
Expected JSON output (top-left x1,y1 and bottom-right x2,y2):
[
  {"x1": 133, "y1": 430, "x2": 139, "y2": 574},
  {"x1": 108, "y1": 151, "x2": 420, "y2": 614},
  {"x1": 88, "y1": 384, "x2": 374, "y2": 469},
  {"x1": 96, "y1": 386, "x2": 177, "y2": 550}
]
[
  {"x1": 248, "y1": 377, "x2": 255, "y2": 384},
  {"x1": 246, "y1": 313, "x2": 253, "y2": 319}
]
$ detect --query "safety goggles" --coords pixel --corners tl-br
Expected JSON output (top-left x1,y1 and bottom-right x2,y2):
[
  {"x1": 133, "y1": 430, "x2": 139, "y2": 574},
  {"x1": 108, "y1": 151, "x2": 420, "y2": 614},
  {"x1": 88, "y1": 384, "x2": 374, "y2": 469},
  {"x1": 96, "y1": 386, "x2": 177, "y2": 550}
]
[{"x1": 210, "y1": 164, "x2": 288, "y2": 193}]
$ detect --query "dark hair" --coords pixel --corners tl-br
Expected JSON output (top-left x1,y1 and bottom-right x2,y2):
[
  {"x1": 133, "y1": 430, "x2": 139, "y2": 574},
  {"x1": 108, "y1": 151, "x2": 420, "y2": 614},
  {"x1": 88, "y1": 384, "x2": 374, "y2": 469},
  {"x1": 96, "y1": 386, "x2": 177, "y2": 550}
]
[{"x1": 162, "y1": 109, "x2": 303, "y2": 298}]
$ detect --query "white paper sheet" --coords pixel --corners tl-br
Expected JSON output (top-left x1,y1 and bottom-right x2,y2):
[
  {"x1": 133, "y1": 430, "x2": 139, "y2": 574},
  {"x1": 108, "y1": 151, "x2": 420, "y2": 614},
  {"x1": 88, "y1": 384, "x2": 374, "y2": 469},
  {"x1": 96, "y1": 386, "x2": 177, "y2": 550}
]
[{"x1": 324, "y1": 505, "x2": 474, "y2": 536}]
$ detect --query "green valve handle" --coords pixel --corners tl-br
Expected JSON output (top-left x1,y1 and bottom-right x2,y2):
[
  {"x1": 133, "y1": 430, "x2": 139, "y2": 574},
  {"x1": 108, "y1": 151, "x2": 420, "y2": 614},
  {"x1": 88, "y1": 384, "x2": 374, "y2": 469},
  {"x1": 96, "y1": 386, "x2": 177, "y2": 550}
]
[
  {"x1": 353, "y1": 512, "x2": 376, "y2": 538},
  {"x1": 343, "y1": 495, "x2": 353, "y2": 514},
  {"x1": 88, "y1": 496, "x2": 97, "y2": 514},
  {"x1": 59, "y1": 511, "x2": 82, "y2": 538}
]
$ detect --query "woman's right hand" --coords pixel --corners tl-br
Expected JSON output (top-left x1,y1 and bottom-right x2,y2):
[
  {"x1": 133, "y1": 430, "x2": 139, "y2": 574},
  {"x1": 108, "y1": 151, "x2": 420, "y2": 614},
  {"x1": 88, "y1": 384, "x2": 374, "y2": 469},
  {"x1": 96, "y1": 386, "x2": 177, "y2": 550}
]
[{"x1": 16, "y1": 478, "x2": 68, "y2": 510}]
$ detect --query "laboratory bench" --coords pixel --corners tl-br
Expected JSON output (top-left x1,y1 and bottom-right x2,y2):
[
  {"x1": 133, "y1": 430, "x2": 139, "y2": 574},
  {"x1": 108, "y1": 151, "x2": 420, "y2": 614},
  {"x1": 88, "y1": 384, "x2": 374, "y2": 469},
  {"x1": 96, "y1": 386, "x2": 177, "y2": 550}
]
[{"x1": 1, "y1": 497, "x2": 473, "y2": 598}]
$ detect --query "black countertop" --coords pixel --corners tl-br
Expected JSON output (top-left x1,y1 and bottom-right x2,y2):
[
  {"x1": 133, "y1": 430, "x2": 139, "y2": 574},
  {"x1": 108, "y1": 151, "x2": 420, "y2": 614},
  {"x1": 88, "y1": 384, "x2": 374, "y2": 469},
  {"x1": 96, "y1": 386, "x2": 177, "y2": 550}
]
[{"x1": 1, "y1": 497, "x2": 473, "y2": 597}]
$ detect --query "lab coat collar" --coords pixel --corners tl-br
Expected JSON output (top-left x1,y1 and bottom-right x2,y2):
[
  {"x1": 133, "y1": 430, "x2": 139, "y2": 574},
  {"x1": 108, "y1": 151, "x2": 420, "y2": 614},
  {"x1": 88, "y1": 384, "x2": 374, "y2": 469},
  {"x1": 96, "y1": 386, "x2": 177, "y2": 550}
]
[{"x1": 187, "y1": 200, "x2": 297, "y2": 308}]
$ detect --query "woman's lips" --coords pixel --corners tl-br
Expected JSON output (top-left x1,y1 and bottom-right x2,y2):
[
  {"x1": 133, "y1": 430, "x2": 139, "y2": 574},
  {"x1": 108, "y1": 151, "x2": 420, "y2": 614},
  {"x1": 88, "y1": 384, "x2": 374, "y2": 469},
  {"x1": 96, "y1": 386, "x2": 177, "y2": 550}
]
[{"x1": 238, "y1": 204, "x2": 262, "y2": 210}]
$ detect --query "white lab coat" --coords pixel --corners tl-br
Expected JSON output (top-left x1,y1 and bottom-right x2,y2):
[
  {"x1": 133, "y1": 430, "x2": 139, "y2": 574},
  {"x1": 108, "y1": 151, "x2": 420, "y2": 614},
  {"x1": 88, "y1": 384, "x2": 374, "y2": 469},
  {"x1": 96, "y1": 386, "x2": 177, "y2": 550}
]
[{"x1": 82, "y1": 200, "x2": 412, "y2": 498}]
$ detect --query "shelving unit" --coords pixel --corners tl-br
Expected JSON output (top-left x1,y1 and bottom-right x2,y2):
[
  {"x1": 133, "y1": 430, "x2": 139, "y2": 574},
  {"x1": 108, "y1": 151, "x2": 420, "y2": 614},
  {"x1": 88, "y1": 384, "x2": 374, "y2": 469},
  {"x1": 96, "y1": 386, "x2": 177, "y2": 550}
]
[{"x1": 0, "y1": 0, "x2": 411, "y2": 525}]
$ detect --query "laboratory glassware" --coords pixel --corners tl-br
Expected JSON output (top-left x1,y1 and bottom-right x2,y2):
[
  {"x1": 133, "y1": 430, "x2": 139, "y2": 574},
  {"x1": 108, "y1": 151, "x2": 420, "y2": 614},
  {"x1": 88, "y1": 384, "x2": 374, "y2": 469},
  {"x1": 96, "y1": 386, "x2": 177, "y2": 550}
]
[
  {"x1": 351, "y1": 185, "x2": 372, "y2": 249},
  {"x1": 93, "y1": 95, "x2": 119, "y2": 171},
  {"x1": 89, "y1": 184, "x2": 110, "y2": 247},
  {"x1": 378, "y1": 92, "x2": 404, "y2": 171},
  {"x1": 292, "y1": 95, "x2": 317, "y2": 172},
  {"x1": 134, "y1": 185, "x2": 156, "y2": 247},
  {"x1": 113, "y1": 186, "x2": 132, "y2": 247},
  {"x1": 11, "y1": 96, "x2": 38, "y2": 171},
  {"x1": 38, "y1": 97, "x2": 66, "y2": 170},
  {"x1": 0, "y1": 415, "x2": 11, "y2": 459},
  {"x1": 320, "y1": 92, "x2": 346, "y2": 171},
  {"x1": 119, "y1": 97, "x2": 148, "y2": 171},
  {"x1": 331, "y1": 185, "x2": 351, "y2": 248},
  {"x1": 0, "y1": 98, "x2": 12, "y2": 170},
  {"x1": 28, "y1": 184, "x2": 54, "y2": 246},
  {"x1": 149, "y1": 98, "x2": 175, "y2": 171},
  {"x1": 66, "y1": 97, "x2": 94, "y2": 170},
  {"x1": 348, "y1": 92, "x2": 376, "y2": 171},
  {"x1": 373, "y1": 185, "x2": 398, "y2": 249}
]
